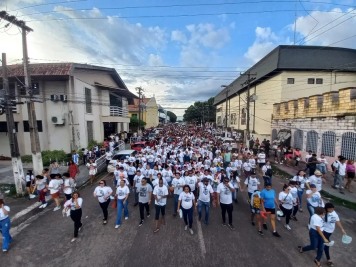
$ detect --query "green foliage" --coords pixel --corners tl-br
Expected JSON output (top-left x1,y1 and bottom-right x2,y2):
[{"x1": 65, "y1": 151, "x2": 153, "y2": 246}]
[
  {"x1": 183, "y1": 97, "x2": 216, "y2": 123},
  {"x1": 130, "y1": 116, "x2": 146, "y2": 131},
  {"x1": 87, "y1": 140, "x2": 101, "y2": 151},
  {"x1": 41, "y1": 150, "x2": 69, "y2": 166},
  {"x1": 21, "y1": 155, "x2": 32, "y2": 163},
  {"x1": 166, "y1": 111, "x2": 177, "y2": 123}
]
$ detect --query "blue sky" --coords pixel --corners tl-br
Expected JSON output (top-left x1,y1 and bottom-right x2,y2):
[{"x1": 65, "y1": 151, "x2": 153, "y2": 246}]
[{"x1": 1, "y1": 0, "x2": 355, "y2": 116}]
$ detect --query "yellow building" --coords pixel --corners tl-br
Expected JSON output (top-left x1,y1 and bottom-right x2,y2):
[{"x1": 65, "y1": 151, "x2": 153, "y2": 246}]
[
  {"x1": 214, "y1": 45, "x2": 356, "y2": 141},
  {"x1": 128, "y1": 97, "x2": 159, "y2": 129}
]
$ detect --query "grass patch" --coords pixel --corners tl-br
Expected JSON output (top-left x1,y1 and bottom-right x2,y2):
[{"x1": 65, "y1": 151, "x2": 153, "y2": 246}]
[
  {"x1": 321, "y1": 190, "x2": 356, "y2": 211},
  {"x1": 0, "y1": 184, "x2": 17, "y2": 197}
]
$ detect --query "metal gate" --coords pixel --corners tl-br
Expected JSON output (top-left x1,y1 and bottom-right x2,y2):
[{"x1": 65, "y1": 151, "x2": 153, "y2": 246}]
[
  {"x1": 293, "y1": 129, "x2": 303, "y2": 150},
  {"x1": 341, "y1": 132, "x2": 356, "y2": 160},
  {"x1": 306, "y1": 130, "x2": 318, "y2": 153},
  {"x1": 321, "y1": 131, "x2": 336, "y2": 157}
]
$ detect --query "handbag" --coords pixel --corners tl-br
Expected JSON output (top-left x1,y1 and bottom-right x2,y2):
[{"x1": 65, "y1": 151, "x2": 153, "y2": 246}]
[{"x1": 111, "y1": 196, "x2": 117, "y2": 208}]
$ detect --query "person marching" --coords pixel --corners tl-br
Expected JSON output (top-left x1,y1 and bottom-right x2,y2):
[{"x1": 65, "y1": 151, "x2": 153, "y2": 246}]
[
  {"x1": 63, "y1": 192, "x2": 83, "y2": 243},
  {"x1": 0, "y1": 197, "x2": 12, "y2": 252},
  {"x1": 138, "y1": 178, "x2": 152, "y2": 227},
  {"x1": 115, "y1": 179, "x2": 130, "y2": 229},
  {"x1": 93, "y1": 180, "x2": 113, "y2": 225},
  {"x1": 250, "y1": 190, "x2": 264, "y2": 236},
  {"x1": 153, "y1": 178, "x2": 169, "y2": 233},
  {"x1": 86, "y1": 159, "x2": 97, "y2": 185},
  {"x1": 217, "y1": 177, "x2": 236, "y2": 230},
  {"x1": 197, "y1": 177, "x2": 214, "y2": 225},
  {"x1": 260, "y1": 182, "x2": 281, "y2": 237},
  {"x1": 177, "y1": 185, "x2": 197, "y2": 235}
]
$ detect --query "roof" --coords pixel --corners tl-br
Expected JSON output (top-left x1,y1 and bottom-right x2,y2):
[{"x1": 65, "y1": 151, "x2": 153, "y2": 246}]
[
  {"x1": 214, "y1": 45, "x2": 356, "y2": 105},
  {"x1": 128, "y1": 98, "x2": 151, "y2": 112}
]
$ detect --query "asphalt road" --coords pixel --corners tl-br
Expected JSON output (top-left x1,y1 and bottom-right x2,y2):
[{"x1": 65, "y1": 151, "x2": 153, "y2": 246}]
[{"x1": 1, "y1": 173, "x2": 356, "y2": 267}]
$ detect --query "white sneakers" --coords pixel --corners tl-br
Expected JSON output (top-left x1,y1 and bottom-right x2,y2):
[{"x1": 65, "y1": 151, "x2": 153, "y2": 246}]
[
  {"x1": 184, "y1": 225, "x2": 188, "y2": 231},
  {"x1": 71, "y1": 238, "x2": 76, "y2": 243},
  {"x1": 53, "y1": 206, "x2": 61, "y2": 212},
  {"x1": 39, "y1": 203, "x2": 48, "y2": 209},
  {"x1": 285, "y1": 224, "x2": 291, "y2": 230},
  {"x1": 115, "y1": 225, "x2": 120, "y2": 229},
  {"x1": 189, "y1": 229, "x2": 194, "y2": 235}
]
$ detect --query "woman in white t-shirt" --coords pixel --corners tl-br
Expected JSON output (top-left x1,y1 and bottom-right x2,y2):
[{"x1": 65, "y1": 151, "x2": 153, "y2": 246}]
[
  {"x1": 62, "y1": 173, "x2": 75, "y2": 201},
  {"x1": 93, "y1": 180, "x2": 113, "y2": 225},
  {"x1": 298, "y1": 207, "x2": 330, "y2": 267},
  {"x1": 115, "y1": 180, "x2": 130, "y2": 229},
  {"x1": 323, "y1": 203, "x2": 347, "y2": 267},
  {"x1": 0, "y1": 198, "x2": 12, "y2": 252},
  {"x1": 306, "y1": 184, "x2": 324, "y2": 223},
  {"x1": 86, "y1": 159, "x2": 97, "y2": 185},
  {"x1": 290, "y1": 170, "x2": 308, "y2": 212},
  {"x1": 278, "y1": 184, "x2": 295, "y2": 231},
  {"x1": 64, "y1": 192, "x2": 83, "y2": 243},
  {"x1": 177, "y1": 185, "x2": 196, "y2": 235}
]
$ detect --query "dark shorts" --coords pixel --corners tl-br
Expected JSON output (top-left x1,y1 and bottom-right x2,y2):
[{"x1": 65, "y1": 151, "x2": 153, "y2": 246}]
[
  {"x1": 347, "y1": 172, "x2": 355, "y2": 179},
  {"x1": 265, "y1": 207, "x2": 276, "y2": 215},
  {"x1": 155, "y1": 204, "x2": 166, "y2": 220},
  {"x1": 251, "y1": 207, "x2": 261, "y2": 214},
  {"x1": 26, "y1": 181, "x2": 31, "y2": 187}
]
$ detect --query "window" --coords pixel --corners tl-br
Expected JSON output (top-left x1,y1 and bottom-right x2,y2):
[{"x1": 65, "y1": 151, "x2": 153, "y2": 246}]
[
  {"x1": 317, "y1": 96, "x2": 323, "y2": 109},
  {"x1": 306, "y1": 130, "x2": 318, "y2": 153},
  {"x1": 0, "y1": 122, "x2": 18, "y2": 132},
  {"x1": 321, "y1": 131, "x2": 336, "y2": 157},
  {"x1": 316, "y1": 78, "x2": 323, "y2": 84},
  {"x1": 293, "y1": 100, "x2": 298, "y2": 109},
  {"x1": 87, "y1": 121, "x2": 94, "y2": 143},
  {"x1": 284, "y1": 102, "x2": 289, "y2": 110},
  {"x1": 287, "y1": 78, "x2": 295, "y2": 84},
  {"x1": 350, "y1": 88, "x2": 356, "y2": 100},
  {"x1": 85, "y1": 88, "x2": 92, "y2": 113},
  {"x1": 341, "y1": 132, "x2": 356, "y2": 160},
  {"x1": 293, "y1": 130, "x2": 303, "y2": 150},
  {"x1": 230, "y1": 113, "x2": 237, "y2": 125},
  {"x1": 307, "y1": 78, "x2": 315, "y2": 84},
  {"x1": 19, "y1": 82, "x2": 40, "y2": 95},
  {"x1": 304, "y1": 98, "x2": 309, "y2": 108},
  {"x1": 276, "y1": 104, "x2": 281, "y2": 113},
  {"x1": 331, "y1": 92, "x2": 339, "y2": 104},
  {"x1": 23, "y1": 120, "x2": 43, "y2": 132}
]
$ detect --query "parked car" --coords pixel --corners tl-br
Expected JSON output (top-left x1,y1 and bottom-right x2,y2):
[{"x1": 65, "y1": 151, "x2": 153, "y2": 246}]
[{"x1": 107, "y1": 149, "x2": 137, "y2": 173}]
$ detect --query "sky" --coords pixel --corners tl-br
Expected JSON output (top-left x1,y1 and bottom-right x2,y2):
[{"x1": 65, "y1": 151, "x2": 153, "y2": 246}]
[{"x1": 0, "y1": 0, "x2": 355, "y2": 117}]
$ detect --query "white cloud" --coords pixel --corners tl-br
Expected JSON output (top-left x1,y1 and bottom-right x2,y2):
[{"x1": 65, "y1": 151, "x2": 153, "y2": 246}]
[
  {"x1": 148, "y1": 54, "x2": 163, "y2": 66},
  {"x1": 171, "y1": 30, "x2": 187, "y2": 43}
]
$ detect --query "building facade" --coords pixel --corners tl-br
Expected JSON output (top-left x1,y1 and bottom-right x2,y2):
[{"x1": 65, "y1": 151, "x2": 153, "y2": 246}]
[
  {"x1": 128, "y1": 97, "x2": 159, "y2": 129},
  {"x1": 0, "y1": 63, "x2": 136, "y2": 157},
  {"x1": 271, "y1": 87, "x2": 356, "y2": 161},
  {"x1": 214, "y1": 45, "x2": 356, "y2": 140}
]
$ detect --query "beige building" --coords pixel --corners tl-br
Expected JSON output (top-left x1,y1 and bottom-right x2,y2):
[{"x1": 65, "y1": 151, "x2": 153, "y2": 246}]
[
  {"x1": 128, "y1": 97, "x2": 159, "y2": 129},
  {"x1": 271, "y1": 87, "x2": 356, "y2": 161},
  {"x1": 214, "y1": 45, "x2": 356, "y2": 140},
  {"x1": 0, "y1": 63, "x2": 136, "y2": 157}
]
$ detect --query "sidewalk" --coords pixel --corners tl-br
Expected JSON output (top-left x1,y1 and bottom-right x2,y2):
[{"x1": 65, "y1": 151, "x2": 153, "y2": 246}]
[{"x1": 271, "y1": 159, "x2": 356, "y2": 204}]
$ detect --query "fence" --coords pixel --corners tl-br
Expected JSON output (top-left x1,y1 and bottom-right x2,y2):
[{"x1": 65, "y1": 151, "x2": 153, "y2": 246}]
[{"x1": 95, "y1": 140, "x2": 125, "y2": 174}]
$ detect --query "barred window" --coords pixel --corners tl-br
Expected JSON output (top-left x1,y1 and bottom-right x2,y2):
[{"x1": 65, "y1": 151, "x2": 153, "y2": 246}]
[
  {"x1": 306, "y1": 130, "x2": 318, "y2": 153},
  {"x1": 317, "y1": 96, "x2": 323, "y2": 109},
  {"x1": 293, "y1": 130, "x2": 303, "y2": 150},
  {"x1": 341, "y1": 132, "x2": 356, "y2": 160},
  {"x1": 308, "y1": 78, "x2": 315, "y2": 84},
  {"x1": 272, "y1": 129, "x2": 278, "y2": 141},
  {"x1": 287, "y1": 78, "x2": 294, "y2": 84},
  {"x1": 350, "y1": 88, "x2": 356, "y2": 100},
  {"x1": 85, "y1": 88, "x2": 92, "y2": 113},
  {"x1": 321, "y1": 131, "x2": 336, "y2": 157},
  {"x1": 304, "y1": 98, "x2": 309, "y2": 109},
  {"x1": 87, "y1": 121, "x2": 94, "y2": 143}
]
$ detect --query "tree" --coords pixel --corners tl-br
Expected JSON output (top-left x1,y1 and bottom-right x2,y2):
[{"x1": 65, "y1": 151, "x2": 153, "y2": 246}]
[
  {"x1": 183, "y1": 97, "x2": 216, "y2": 123},
  {"x1": 129, "y1": 116, "x2": 146, "y2": 132},
  {"x1": 166, "y1": 111, "x2": 177, "y2": 123}
]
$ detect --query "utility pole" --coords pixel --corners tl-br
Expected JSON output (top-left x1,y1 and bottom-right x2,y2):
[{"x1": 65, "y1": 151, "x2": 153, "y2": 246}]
[
  {"x1": 0, "y1": 11, "x2": 43, "y2": 175},
  {"x1": 241, "y1": 72, "x2": 256, "y2": 144},
  {"x1": 135, "y1": 87, "x2": 144, "y2": 135},
  {"x1": 221, "y1": 85, "x2": 229, "y2": 137},
  {"x1": 2, "y1": 53, "x2": 24, "y2": 195}
]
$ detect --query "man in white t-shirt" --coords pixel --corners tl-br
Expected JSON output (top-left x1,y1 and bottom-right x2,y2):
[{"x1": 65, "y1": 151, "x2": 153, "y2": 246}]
[
  {"x1": 172, "y1": 172, "x2": 186, "y2": 217},
  {"x1": 133, "y1": 170, "x2": 144, "y2": 206},
  {"x1": 137, "y1": 178, "x2": 152, "y2": 226},
  {"x1": 197, "y1": 178, "x2": 214, "y2": 225},
  {"x1": 153, "y1": 179, "x2": 169, "y2": 233},
  {"x1": 217, "y1": 178, "x2": 236, "y2": 230}
]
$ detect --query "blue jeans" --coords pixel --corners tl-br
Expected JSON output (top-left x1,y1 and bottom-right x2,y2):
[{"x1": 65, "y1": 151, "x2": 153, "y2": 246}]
[
  {"x1": 182, "y1": 207, "x2": 193, "y2": 228},
  {"x1": 302, "y1": 228, "x2": 324, "y2": 261},
  {"x1": 317, "y1": 164, "x2": 326, "y2": 174},
  {"x1": 173, "y1": 194, "x2": 179, "y2": 215},
  {"x1": 307, "y1": 203, "x2": 316, "y2": 223},
  {"x1": 232, "y1": 189, "x2": 239, "y2": 201},
  {"x1": 197, "y1": 200, "x2": 210, "y2": 224},
  {"x1": 297, "y1": 189, "x2": 304, "y2": 207},
  {"x1": 323, "y1": 231, "x2": 332, "y2": 260},
  {"x1": 116, "y1": 199, "x2": 129, "y2": 226},
  {"x1": 0, "y1": 217, "x2": 12, "y2": 250}
]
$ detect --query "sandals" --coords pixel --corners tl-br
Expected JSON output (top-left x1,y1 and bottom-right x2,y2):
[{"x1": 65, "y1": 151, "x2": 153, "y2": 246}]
[{"x1": 314, "y1": 259, "x2": 322, "y2": 267}]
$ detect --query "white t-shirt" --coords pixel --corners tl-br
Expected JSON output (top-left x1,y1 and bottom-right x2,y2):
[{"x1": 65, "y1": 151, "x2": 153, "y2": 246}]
[
  {"x1": 306, "y1": 190, "x2": 324, "y2": 207},
  {"x1": 0, "y1": 205, "x2": 10, "y2": 220},
  {"x1": 172, "y1": 178, "x2": 185, "y2": 195},
  {"x1": 134, "y1": 174, "x2": 144, "y2": 188},
  {"x1": 153, "y1": 185, "x2": 169, "y2": 206},
  {"x1": 179, "y1": 192, "x2": 195, "y2": 209},
  {"x1": 257, "y1": 153, "x2": 266, "y2": 163},
  {"x1": 309, "y1": 175, "x2": 322, "y2": 192},
  {"x1": 116, "y1": 185, "x2": 130, "y2": 200},
  {"x1": 185, "y1": 175, "x2": 197, "y2": 191},
  {"x1": 137, "y1": 184, "x2": 152, "y2": 203},
  {"x1": 323, "y1": 210, "x2": 340, "y2": 233},
  {"x1": 94, "y1": 186, "x2": 113, "y2": 203},
  {"x1": 279, "y1": 191, "x2": 294, "y2": 209},
  {"x1": 217, "y1": 182, "x2": 234, "y2": 204},
  {"x1": 65, "y1": 198, "x2": 83, "y2": 210},
  {"x1": 63, "y1": 178, "x2": 75, "y2": 195},
  {"x1": 310, "y1": 214, "x2": 324, "y2": 231},
  {"x1": 49, "y1": 179, "x2": 63, "y2": 194},
  {"x1": 244, "y1": 177, "x2": 260, "y2": 193},
  {"x1": 36, "y1": 177, "x2": 47, "y2": 191},
  {"x1": 291, "y1": 176, "x2": 307, "y2": 190},
  {"x1": 197, "y1": 182, "x2": 214, "y2": 202}
]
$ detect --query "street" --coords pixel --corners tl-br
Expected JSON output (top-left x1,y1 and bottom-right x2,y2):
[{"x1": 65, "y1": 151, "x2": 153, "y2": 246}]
[{"x1": 1, "y1": 173, "x2": 355, "y2": 267}]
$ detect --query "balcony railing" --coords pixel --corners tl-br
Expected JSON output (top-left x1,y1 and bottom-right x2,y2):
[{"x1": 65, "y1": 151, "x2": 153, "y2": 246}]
[{"x1": 110, "y1": 106, "x2": 129, "y2": 117}]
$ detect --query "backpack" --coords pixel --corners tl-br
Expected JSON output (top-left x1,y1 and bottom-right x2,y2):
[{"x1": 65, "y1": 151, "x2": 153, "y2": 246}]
[
  {"x1": 265, "y1": 168, "x2": 273, "y2": 177},
  {"x1": 331, "y1": 161, "x2": 339, "y2": 174},
  {"x1": 252, "y1": 194, "x2": 261, "y2": 209}
]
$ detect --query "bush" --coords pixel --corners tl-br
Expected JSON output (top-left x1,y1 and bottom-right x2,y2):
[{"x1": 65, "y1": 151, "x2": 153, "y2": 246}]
[
  {"x1": 41, "y1": 150, "x2": 68, "y2": 167},
  {"x1": 21, "y1": 155, "x2": 32, "y2": 163}
]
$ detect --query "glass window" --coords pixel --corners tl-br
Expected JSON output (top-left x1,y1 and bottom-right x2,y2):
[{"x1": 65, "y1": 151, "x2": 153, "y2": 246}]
[
  {"x1": 316, "y1": 78, "x2": 323, "y2": 84},
  {"x1": 287, "y1": 78, "x2": 294, "y2": 84},
  {"x1": 23, "y1": 120, "x2": 43, "y2": 132},
  {"x1": 307, "y1": 78, "x2": 315, "y2": 84},
  {"x1": 87, "y1": 121, "x2": 94, "y2": 143}
]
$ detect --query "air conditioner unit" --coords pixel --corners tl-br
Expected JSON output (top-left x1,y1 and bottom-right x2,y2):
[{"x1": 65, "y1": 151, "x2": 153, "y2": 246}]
[
  {"x1": 60, "y1": 95, "x2": 67, "y2": 102},
  {"x1": 51, "y1": 116, "x2": 65, "y2": 125},
  {"x1": 50, "y1": 94, "x2": 59, "y2": 102}
]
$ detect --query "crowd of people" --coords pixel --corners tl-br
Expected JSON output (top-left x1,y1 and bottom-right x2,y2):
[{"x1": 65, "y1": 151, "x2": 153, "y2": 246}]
[{"x1": 1, "y1": 124, "x2": 353, "y2": 267}]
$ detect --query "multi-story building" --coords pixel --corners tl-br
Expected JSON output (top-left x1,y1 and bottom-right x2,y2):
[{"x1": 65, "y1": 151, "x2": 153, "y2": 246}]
[
  {"x1": 128, "y1": 97, "x2": 159, "y2": 129},
  {"x1": 0, "y1": 63, "x2": 136, "y2": 157},
  {"x1": 271, "y1": 87, "x2": 356, "y2": 161},
  {"x1": 214, "y1": 45, "x2": 356, "y2": 140}
]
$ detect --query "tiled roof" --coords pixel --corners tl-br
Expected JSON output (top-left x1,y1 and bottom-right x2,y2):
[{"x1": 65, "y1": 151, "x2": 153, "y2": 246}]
[
  {"x1": 0, "y1": 63, "x2": 72, "y2": 77},
  {"x1": 128, "y1": 98, "x2": 151, "y2": 112}
]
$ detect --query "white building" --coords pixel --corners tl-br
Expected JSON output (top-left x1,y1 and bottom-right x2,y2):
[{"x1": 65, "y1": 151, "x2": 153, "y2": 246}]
[{"x1": 0, "y1": 63, "x2": 136, "y2": 157}]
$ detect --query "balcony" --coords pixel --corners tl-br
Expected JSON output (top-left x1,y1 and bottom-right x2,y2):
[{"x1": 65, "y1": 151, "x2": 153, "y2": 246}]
[{"x1": 110, "y1": 106, "x2": 129, "y2": 117}]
